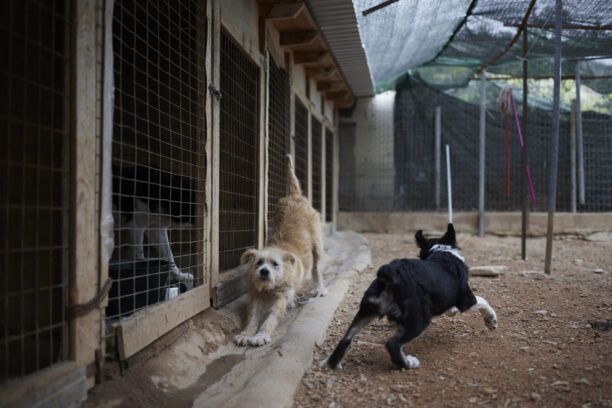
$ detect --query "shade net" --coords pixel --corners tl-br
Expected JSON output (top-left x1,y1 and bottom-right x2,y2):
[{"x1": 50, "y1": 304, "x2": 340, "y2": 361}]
[{"x1": 354, "y1": 0, "x2": 612, "y2": 94}]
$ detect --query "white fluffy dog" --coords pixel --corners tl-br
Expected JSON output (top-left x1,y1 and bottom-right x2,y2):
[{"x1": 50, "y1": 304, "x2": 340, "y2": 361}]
[{"x1": 234, "y1": 155, "x2": 327, "y2": 347}]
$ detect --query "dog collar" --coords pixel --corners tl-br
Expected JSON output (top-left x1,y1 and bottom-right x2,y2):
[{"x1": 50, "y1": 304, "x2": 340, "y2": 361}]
[{"x1": 429, "y1": 244, "x2": 465, "y2": 262}]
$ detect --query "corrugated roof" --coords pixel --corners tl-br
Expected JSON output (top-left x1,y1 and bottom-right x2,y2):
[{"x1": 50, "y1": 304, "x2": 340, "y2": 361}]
[{"x1": 306, "y1": 0, "x2": 375, "y2": 97}]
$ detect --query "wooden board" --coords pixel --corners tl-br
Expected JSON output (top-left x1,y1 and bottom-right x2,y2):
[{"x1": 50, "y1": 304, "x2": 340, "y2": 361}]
[
  {"x1": 212, "y1": 273, "x2": 249, "y2": 308},
  {"x1": 117, "y1": 285, "x2": 210, "y2": 360}
]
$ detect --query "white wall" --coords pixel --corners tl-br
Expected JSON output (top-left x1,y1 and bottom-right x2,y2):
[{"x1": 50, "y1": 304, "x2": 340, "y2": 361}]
[{"x1": 341, "y1": 91, "x2": 396, "y2": 208}]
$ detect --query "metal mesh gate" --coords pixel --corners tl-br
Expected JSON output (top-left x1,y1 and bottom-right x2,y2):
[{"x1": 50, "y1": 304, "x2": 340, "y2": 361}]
[
  {"x1": 294, "y1": 98, "x2": 309, "y2": 197},
  {"x1": 267, "y1": 56, "x2": 290, "y2": 224},
  {"x1": 311, "y1": 117, "x2": 322, "y2": 212},
  {"x1": 109, "y1": 0, "x2": 207, "y2": 322},
  {"x1": 1, "y1": 0, "x2": 71, "y2": 382},
  {"x1": 218, "y1": 30, "x2": 259, "y2": 272},
  {"x1": 325, "y1": 128, "x2": 334, "y2": 222}
]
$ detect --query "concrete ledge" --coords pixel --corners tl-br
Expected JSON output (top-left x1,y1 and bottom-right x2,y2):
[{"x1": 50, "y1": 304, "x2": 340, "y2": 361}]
[{"x1": 338, "y1": 211, "x2": 612, "y2": 236}]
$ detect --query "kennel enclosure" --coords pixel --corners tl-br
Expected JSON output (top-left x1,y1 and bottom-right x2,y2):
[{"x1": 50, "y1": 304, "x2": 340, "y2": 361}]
[
  {"x1": 1, "y1": 0, "x2": 72, "y2": 383},
  {"x1": 1, "y1": 0, "x2": 356, "y2": 404}
]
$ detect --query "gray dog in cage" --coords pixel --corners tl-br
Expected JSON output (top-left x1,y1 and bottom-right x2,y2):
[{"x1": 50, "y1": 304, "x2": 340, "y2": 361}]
[
  {"x1": 112, "y1": 166, "x2": 195, "y2": 285},
  {"x1": 235, "y1": 154, "x2": 327, "y2": 347}
]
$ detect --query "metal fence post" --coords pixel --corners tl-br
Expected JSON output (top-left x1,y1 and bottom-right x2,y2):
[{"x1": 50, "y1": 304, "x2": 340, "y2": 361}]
[
  {"x1": 575, "y1": 61, "x2": 585, "y2": 205},
  {"x1": 521, "y1": 28, "x2": 529, "y2": 260},
  {"x1": 435, "y1": 106, "x2": 441, "y2": 211},
  {"x1": 570, "y1": 100, "x2": 577, "y2": 213},
  {"x1": 545, "y1": 0, "x2": 563, "y2": 275},
  {"x1": 478, "y1": 75, "x2": 486, "y2": 237}
]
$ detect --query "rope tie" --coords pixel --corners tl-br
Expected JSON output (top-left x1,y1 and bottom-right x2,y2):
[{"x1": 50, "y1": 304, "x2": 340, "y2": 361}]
[{"x1": 66, "y1": 278, "x2": 113, "y2": 319}]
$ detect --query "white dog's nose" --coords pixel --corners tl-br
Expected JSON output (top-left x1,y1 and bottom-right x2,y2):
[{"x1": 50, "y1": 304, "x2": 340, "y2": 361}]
[{"x1": 259, "y1": 268, "x2": 270, "y2": 279}]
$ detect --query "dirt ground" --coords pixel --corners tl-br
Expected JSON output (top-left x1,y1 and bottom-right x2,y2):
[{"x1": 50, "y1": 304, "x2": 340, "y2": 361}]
[{"x1": 294, "y1": 233, "x2": 612, "y2": 408}]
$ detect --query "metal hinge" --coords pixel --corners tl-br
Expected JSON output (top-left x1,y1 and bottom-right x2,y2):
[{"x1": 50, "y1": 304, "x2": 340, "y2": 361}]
[{"x1": 208, "y1": 84, "x2": 222, "y2": 100}]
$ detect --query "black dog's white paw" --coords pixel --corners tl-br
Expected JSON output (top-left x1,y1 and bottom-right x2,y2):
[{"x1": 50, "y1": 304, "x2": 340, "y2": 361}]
[{"x1": 319, "y1": 357, "x2": 341, "y2": 370}]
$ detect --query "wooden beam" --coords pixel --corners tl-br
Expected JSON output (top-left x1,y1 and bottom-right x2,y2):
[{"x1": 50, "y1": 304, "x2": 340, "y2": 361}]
[
  {"x1": 280, "y1": 30, "x2": 319, "y2": 47},
  {"x1": 266, "y1": 2, "x2": 304, "y2": 21},
  {"x1": 317, "y1": 80, "x2": 345, "y2": 91},
  {"x1": 325, "y1": 90, "x2": 350, "y2": 100},
  {"x1": 306, "y1": 66, "x2": 337, "y2": 79},
  {"x1": 293, "y1": 50, "x2": 328, "y2": 64},
  {"x1": 117, "y1": 285, "x2": 210, "y2": 359},
  {"x1": 335, "y1": 98, "x2": 355, "y2": 109}
]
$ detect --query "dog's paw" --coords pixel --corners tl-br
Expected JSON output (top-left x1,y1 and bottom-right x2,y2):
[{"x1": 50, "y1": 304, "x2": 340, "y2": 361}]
[
  {"x1": 402, "y1": 354, "x2": 420, "y2": 369},
  {"x1": 311, "y1": 285, "x2": 328, "y2": 298},
  {"x1": 445, "y1": 307, "x2": 459, "y2": 317},
  {"x1": 484, "y1": 313, "x2": 498, "y2": 330},
  {"x1": 169, "y1": 267, "x2": 194, "y2": 284},
  {"x1": 319, "y1": 357, "x2": 341, "y2": 370},
  {"x1": 245, "y1": 332, "x2": 271, "y2": 347},
  {"x1": 234, "y1": 333, "x2": 250, "y2": 347}
]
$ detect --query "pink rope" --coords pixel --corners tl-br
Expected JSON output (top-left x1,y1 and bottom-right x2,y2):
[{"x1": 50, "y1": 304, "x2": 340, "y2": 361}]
[
  {"x1": 508, "y1": 90, "x2": 536, "y2": 204},
  {"x1": 510, "y1": 95, "x2": 525, "y2": 148},
  {"x1": 525, "y1": 165, "x2": 537, "y2": 204}
]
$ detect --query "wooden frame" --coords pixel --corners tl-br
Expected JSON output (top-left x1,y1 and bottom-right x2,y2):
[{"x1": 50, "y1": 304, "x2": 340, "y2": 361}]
[
  {"x1": 108, "y1": 0, "x2": 212, "y2": 358},
  {"x1": 211, "y1": 7, "x2": 267, "y2": 307},
  {"x1": 117, "y1": 285, "x2": 210, "y2": 359},
  {"x1": 72, "y1": 0, "x2": 102, "y2": 378}
]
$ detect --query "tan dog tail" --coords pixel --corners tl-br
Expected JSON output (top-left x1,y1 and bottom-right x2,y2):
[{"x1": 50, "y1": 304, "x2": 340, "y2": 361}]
[{"x1": 285, "y1": 154, "x2": 302, "y2": 196}]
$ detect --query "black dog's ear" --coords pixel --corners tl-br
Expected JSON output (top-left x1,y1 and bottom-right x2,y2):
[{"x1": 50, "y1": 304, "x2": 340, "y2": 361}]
[
  {"x1": 415, "y1": 230, "x2": 427, "y2": 249},
  {"x1": 442, "y1": 223, "x2": 456, "y2": 245}
]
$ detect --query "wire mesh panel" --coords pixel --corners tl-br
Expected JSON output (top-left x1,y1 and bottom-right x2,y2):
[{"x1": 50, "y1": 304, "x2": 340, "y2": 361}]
[
  {"x1": 338, "y1": 79, "x2": 612, "y2": 213},
  {"x1": 219, "y1": 30, "x2": 259, "y2": 272},
  {"x1": 311, "y1": 116, "x2": 322, "y2": 212},
  {"x1": 325, "y1": 128, "x2": 334, "y2": 222},
  {"x1": 294, "y1": 98, "x2": 309, "y2": 197},
  {"x1": 0, "y1": 0, "x2": 71, "y2": 382},
  {"x1": 579, "y1": 111, "x2": 612, "y2": 212},
  {"x1": 267, "y1": 56, "x2": 290, "y2": 224},
  {"x1": 109, "y1": 0, "x2": 207, "y2": 322}
]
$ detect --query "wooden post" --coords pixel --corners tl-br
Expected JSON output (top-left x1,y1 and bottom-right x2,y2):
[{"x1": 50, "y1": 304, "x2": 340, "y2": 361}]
[
  {"x1": 570, "y1": 100, "x2": 577, "y2": 212},
  {"x1": 575, "y1": 61, "x2": 585, "y2": 205},
  {"x1": 210, "y1": 0, "x2": 221, "y2": 289},
  {"x1": 521, "y1": 28, "x2": 529, "y2": 260},
  {"x1": 204, "y1": 0, "x2": 214, "y2": 290},
  {"x1": 307, "y1": 102, "x2": 313, "y2": 205},
  {"x1": 478, "y1": 75, "x2": 486, "y2": 236},
  {"x1": 72, "y1": 0, "x2": 100, "y2": 374},
  {"x1": 333, "y1": 126, "x2": 339, "y2": 232},
  {"x1": 321, "y1": 122, "x2": 327, "y2": 222},
  {"x1": 259, "y1": 50, "x2": 268, "y2": 248},
  {"x1": 435, "y1": 106, "x2": 441, "y2": 211},
  {"x1": 544, "y1": 0, "x2": 563, "y2": 275}
]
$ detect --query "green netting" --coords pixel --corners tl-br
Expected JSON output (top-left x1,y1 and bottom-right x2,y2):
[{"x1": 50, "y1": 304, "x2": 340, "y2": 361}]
[
  {"x1": 354, "y1": 0, "x2": 475, "y2": 91},
  {"x1": 354, "y1": 0, "x2": 612, "y2": 95}
]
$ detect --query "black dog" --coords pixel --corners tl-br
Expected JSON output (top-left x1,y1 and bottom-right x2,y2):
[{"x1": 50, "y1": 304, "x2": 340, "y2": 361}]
[{"x1": 322, "y1": 224, "x2": 497, "y2": 370}]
